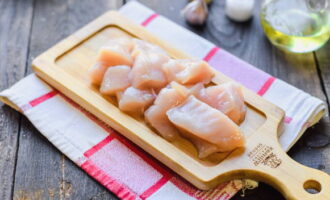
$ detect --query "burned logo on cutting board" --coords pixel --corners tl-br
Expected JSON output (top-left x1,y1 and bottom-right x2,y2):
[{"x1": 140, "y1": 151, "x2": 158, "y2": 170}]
[{"x1": 248, "y1": 143, "x2": 282, "y2": 168}]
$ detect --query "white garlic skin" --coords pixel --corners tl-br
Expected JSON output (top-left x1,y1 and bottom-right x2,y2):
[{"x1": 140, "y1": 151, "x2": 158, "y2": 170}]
[
  {"x1": 225, "y1": 0, "x2": 255, "y2": 22},
  {"x1": 182, "y1": 0, "x2": 208, "y2": 25}
]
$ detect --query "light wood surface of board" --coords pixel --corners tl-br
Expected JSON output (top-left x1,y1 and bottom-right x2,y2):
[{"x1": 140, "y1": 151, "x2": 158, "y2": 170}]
[{"x1": 31, "y1": 11, "x2": 330, "y2": 199}]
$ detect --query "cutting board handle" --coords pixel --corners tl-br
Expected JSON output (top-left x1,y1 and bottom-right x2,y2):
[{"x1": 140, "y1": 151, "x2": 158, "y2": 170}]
[
  {"x1": 262, "y1": 153, "x2": 330, "y2": 200},
  {"x1": 242, "y1": 127, "x2": 330, "y2": 200}
]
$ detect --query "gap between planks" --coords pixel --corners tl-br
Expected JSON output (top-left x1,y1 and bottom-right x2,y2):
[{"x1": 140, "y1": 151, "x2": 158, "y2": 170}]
[{"x1": 313, "y1": 51, "x2": 330, "y2": 112}]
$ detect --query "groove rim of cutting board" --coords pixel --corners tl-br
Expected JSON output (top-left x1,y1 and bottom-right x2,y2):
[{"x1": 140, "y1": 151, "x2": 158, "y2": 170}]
[{"x1": 31, "y1": 11, "x2": 330, "y2": 199}]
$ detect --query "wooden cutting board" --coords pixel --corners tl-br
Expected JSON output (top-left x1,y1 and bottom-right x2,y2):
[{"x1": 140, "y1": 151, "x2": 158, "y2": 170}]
[{"x1": 32, "y1": 11, "x2": 330, "y2": 199}]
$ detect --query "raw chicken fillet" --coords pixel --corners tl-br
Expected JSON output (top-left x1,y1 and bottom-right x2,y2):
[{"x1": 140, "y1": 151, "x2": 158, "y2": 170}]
[
  {"x1": 163, "y1": 59, "x2": 214, "y2": 85},
  {"x1": 198, "y1": 82, "x2": 246, "y2": 124},
  {"x1": 89, "y1": 62, "x2": 108, "y2": 85},
  {"x1": 97, "y1": 46, "x2": 132, "y2": 67},
  {"x1": 167, "y1": 96, "x2": 245, "y2": 152},
  {"x1": 89, "y1": 37, "x2": 247, "y2": 157},
  {"x1": 145, "y1": 82, "x2": 189, "y2": 141},
  {"x1": 100, "y1": 65, "x2": 131, "y2": 95},
  {"x1": 118, "y1": 87, "x2": 155, "y2": 114},
  {"x1": 131, "y1": 39, "x2": 168, "y2": 59},
  {"x1": 97, "y1": 37, "x2": 133, "y2": 67},
  {"x1": 89, "y1": 38, "x2": 133, "y2": 85},
  {"x1": 130, "y1": 52, "x2": 169, "y2": 90}
]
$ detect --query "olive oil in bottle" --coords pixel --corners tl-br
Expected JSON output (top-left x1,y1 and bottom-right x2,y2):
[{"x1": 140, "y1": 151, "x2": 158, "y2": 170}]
[{"x1": 260, "y1": 0, "x2": 330, "y2": 53}]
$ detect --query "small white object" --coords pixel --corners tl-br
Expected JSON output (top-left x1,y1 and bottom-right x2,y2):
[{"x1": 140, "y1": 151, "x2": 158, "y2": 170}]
[{"x1": 225, "y1": 0, "x2": 255, "y2": 22}]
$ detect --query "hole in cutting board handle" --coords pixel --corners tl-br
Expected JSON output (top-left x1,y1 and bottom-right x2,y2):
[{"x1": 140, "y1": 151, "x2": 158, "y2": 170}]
[{"x1": 304, "y1": 179, "x2": 322, "y2": 194}]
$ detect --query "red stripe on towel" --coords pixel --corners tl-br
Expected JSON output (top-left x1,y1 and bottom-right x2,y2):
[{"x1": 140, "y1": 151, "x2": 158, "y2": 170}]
[
  {"x1": 81, "y1": 160, "x2": 137, "y2": 200},
  {"x1": 84, "y1": 135, "x2": 115, "y2": 158},
  {"x1": 140, "y1": 176, "x2": 170, "y2": 199},
  {"x1": 111, "y1": 133, "x2": 172, "y2": 178},
  {"x1": 29, "y1": 90, "x2": 58, "y2": 107},
  {"x1": 284, "y1": 116, "x2": 292, "y2": 123},
  {"x1": 21, "y1": 90, "x2": 58, "y2": 112},
  {"x1": 141, "y1": 13, "x2": 159, "y2": 26},
  {"x1": 257, "y1": 77, "x2": 276, "y2": 96},
  {"x1": 203, "y1": 47, "x2": 220, "y2": 62}
]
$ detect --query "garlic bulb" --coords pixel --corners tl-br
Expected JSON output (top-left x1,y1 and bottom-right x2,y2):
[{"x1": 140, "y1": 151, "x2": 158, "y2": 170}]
[
  {"x1": 225, "y1": 0, "x2": 255, "y2": 22},
  {"x1": 182, "y1": 0, "x2": 208, "y2": 25}
]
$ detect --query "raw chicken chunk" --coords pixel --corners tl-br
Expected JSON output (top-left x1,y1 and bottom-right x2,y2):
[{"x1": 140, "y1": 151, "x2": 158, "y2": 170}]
[
  {"x1": 167, "y1": 96, "x2": 245, "y2": 152},
  {"x1": 131, "y1": 39, "x2": 168, "y2": 59},
  {"x1": 179, "y1": 128, "x2": 220, "y2": 159},
  {"x1": 100, "y1": 65, "x2": 131, "y2": 95},
  {"x1": 145, "y1": 82, "x2": 189, "y2": 141},
  {"x1": 89, "y1": 37, "x2": 247, "y2": 157},
  {"x1": 187, "y1": 82, "x2": 204, "y2": 97},
  {"x1": 112, "y1": 37, "x2": 134, "y2": 52},
  {"x1": 118, "y1": 87, "x2": 155, "y2": 114},
  {"x1": 162, "y1": 59, "x2": 214, "y2": 85},
  {"x1": 89, "y1": 62, "x2": 108, "y2": 85},
  {"x1": 129, "y1": 52, "x2": 169, "y2": 90},
  {"x1": 198, "y1": 82, "x2": 246, "y2": 124},
  {"x1": 97, "y1": 38, "x2": 133, "y2": 67},
  {"x1": 190, "y1": 138, "x2": 220, "y2": 159}
]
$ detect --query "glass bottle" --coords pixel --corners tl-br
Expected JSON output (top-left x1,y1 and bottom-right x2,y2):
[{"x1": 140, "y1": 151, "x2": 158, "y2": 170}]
[{"x1": 260, "y1": 0, "x2": 330, "y2": 53}]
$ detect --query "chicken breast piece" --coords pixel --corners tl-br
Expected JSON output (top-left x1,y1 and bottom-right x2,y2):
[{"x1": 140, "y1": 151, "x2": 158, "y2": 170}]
[
  {"x1": 97, "y1": 38, "x2": 133, "y2": 67},
  {"x1": 187, "y1": 82, "x2": 205, "y2": 97},
  {"x1": 112, "y1": 37, "x2": 134, "y2": 52},
  {"x1": 198, "y1": 82, "x2": 246, "y2": 124},
  {"x1": 162, "y1": 59, "x2": 214, "y2": 85},
  {"x1": 89, "y1": 62, "x2": 108, "y2": 85},
  {"x1": 145, "y1": 82, "x2": 189, "y2": 141},
  {"x1": 129, "y1": 52, "x2": 169, "y2": 90},
  {"x1": 167, "y1": 96, "x2": 245, "y2": 152},
  {"x1": 179, "y1": 127, "x2": 220, "y2": 159},
  {"x1": 118, "y1": 87, "x2": 155, "y2": 114},
  {"x1": 100, "y1": 65, "x2": 131, "y2": 95},
  {"x1": 191, "y1": 138, "x2": 220, "y2": 159},
  {"x1": 131, "y1": 39, "x2": 168, "y2": 59}
]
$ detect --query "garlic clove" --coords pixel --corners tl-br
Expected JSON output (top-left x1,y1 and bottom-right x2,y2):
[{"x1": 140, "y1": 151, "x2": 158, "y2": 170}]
[{"x1": 182, "y1": 0, "x2": 208, "y2": 25}]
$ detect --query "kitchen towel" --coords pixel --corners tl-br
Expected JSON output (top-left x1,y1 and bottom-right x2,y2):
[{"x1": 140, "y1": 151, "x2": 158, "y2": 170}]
[{"x1": 0, "y1": 1, "x2": 326, "y2": 200}]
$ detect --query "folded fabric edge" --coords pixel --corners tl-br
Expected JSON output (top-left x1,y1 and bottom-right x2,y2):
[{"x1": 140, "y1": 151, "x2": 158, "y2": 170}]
[
  {"x1": 285, "y1": 103, "x2": 326, "y2": 150},
  {"x1": 0, "y1": 94, "x2": 21, "y2": 112}
]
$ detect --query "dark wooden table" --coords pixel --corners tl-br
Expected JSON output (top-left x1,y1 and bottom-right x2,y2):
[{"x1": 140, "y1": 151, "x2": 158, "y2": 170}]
[{"x1": 0, "y1": 0, "x2": 329, "y2": 199}]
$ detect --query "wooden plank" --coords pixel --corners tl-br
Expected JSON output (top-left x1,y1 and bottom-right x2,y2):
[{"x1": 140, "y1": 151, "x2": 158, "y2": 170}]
[
  {"x1": 315, "y1": 42, "x2": 330, "y2": 101},
  {"x1": 135, "y1": 0, "x2": 329, "y2": 199},
  {"x1": 312, "y1": 41, "x2": 330, "y2": 170},
  {"x1": 13, "y1": 0, "x2": 122, "y2": 199},
  {"x1": 0, "y1": 0, "x2": 34, "y2": 199}
]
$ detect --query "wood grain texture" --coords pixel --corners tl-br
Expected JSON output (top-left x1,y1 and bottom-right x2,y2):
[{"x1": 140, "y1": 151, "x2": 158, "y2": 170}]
[
  {"x1": 0, "y1": 0, "x2": 34, "y2": 199},
  {"x1": 315, "y1": 42, "x2": 330, "y2": 103},
  {"x1": 312, "y1": 40, "x2": 330, "y2": 173},
  {"x1": 12, "y1": 0, "x2": 122, "y2": 200}
]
